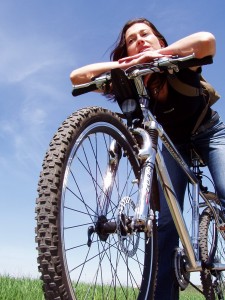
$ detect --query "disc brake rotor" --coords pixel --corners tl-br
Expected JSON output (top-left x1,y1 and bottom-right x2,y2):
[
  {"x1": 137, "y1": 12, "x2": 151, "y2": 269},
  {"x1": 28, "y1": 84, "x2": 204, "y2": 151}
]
[{"x1": 117, "y1": 196, "x2": 140, "y2": 257}]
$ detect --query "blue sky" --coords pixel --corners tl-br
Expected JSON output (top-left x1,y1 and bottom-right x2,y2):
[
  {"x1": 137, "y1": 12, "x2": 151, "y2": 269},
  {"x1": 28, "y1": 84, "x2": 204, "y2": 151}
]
[{"x1": 0, "y1": 0, "x2": 225, "y2": 278}]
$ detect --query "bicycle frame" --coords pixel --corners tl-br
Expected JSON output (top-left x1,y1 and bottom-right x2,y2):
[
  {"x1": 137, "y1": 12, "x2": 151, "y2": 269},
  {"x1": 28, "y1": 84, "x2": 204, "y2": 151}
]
[{"x1": 75, "y1": 56, "x2": 225, "y2": 275}]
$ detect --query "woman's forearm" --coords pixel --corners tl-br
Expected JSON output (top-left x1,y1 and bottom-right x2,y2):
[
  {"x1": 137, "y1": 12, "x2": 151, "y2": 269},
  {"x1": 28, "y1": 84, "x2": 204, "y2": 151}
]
[
  {"x1": 158, "y1": 32, "x2": 216, "y2": 58},
  {"x1": 70, "y1": 61, "x2": 121, "y2": 85}
]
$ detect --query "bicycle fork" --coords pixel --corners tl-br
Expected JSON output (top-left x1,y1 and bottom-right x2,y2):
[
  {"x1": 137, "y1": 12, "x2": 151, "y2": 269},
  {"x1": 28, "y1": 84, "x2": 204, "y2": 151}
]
[
  {"x1": 87, "y1": 125, "x2": 158, "y2": 246},
  {"x1": 131, "y1": 125, "x2": 158, "y2": 235}
]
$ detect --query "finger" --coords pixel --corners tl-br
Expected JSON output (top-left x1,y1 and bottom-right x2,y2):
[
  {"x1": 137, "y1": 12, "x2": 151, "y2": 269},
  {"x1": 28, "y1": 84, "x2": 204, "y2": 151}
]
[{"x1": 118, "y1": 57, "x2": 138, "y2": 63}]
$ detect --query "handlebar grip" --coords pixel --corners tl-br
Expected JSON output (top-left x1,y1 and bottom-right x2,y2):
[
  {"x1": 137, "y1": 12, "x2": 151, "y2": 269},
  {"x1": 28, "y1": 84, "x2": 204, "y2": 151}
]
[
  {"x1": 177, "y1": 55, "x2": 213, "y2": 69},
  {"x1": 72, "y1": 83, "x2": 97, "y2": 97}
]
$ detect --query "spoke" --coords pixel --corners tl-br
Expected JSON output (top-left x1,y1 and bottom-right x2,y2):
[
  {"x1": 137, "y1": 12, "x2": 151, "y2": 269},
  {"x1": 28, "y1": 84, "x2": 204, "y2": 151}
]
[
  {"x1": 64, "y1": 222, "x2": 93, "y2": 230},
  {"x1": 64, "y1": 205, "x2": 96, "y2": 218},
  {"x1": 66, "y1": 172, "x2": 97, "y2": 219}
]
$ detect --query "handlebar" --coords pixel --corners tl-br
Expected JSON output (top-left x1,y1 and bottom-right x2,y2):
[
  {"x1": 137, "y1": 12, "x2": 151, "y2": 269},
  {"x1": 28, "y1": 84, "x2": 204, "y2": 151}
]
[{"x1": 72, "y1": 54, "x2": 213, "y2": 97}]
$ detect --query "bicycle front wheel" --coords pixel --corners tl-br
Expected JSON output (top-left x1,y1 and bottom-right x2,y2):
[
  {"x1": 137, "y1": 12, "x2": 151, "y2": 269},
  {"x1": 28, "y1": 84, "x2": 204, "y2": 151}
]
[
  {"x1": 199, "y1": 197, "x2": 225, "y2": 300},
  {"x1": 36, "y1": 106, "x2": 158, "y2": 300}
]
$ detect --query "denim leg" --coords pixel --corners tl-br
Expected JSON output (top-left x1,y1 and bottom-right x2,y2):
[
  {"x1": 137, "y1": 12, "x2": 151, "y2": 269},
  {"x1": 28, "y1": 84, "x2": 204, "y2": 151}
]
[
  {"x1": 155, "y1": 145, "x2": 189, "y2": 300},
  {"x1": 192, "y1": 117, "x2": 225, "y2": 209}
]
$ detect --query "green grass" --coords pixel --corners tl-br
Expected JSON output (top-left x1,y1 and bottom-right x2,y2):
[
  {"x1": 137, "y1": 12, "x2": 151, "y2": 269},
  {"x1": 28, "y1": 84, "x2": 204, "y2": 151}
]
[
  {"x1": 0, "y1": 275, "x2": 44, "y2": 300},
  {"x1": 180, "y1": 285, "x2": 205, "y2": 299},
  {"x1": 0, "y1": 275, "x2": 205, "y2": 299}
]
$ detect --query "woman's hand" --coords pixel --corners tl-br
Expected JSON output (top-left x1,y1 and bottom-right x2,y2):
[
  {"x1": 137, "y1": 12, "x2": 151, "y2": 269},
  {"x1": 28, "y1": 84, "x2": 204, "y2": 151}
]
[{"x1": 118, "y1": 50, "x2": 171, "y2": 66}]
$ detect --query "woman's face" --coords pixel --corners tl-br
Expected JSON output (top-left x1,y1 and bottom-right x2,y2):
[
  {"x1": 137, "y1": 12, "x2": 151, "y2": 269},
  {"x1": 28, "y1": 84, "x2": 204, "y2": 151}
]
[{"x1": 125, "y1": 23, "x2": 163, "y2": 56}]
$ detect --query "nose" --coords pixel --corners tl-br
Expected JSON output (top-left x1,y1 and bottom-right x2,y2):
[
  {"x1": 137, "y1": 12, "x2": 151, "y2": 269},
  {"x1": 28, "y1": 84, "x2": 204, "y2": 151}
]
[{"x1": 137, "y1": 36, "x2": 145, "y2": 46}]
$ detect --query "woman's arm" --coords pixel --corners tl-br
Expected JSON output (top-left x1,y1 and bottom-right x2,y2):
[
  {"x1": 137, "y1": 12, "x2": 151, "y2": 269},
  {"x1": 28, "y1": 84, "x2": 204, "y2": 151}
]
[
  {"x1": 158, "y1": 32, "x2": 216, "y2": 58},
  {"x1": 70, "y1": 61, "x2": 122, "y2": 85}
]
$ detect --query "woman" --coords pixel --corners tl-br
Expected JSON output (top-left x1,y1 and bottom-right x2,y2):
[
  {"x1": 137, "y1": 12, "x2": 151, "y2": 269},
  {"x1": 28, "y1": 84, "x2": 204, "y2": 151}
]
[{"x1": 70, "y1": 18, "x2": 225, "y2": 299}]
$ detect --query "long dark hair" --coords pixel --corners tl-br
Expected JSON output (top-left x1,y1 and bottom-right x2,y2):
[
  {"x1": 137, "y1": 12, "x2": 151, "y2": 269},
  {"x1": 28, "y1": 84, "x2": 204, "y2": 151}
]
[{"x1": 110, "y1": 18, "x2": 168, "y2": 61}]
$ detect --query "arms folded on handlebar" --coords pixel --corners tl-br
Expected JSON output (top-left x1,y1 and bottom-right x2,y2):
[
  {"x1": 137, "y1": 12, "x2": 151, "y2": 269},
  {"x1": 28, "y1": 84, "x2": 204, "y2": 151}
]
[{"x1": 72, "y1": 54, "x2": 213, "y2": 97}]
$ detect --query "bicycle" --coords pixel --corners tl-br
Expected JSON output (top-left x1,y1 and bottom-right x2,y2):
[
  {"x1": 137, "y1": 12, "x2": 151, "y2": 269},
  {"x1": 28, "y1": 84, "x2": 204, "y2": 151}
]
[{"x1": 36, "y1": 54, "x2": 225, "y2": 300}]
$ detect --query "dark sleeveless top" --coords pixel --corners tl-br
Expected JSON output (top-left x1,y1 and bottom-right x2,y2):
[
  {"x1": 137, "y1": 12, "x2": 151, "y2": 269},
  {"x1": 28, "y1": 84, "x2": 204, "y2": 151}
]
[{"x1": 149, "y1": 68, "x2": 211, "y2": 144}]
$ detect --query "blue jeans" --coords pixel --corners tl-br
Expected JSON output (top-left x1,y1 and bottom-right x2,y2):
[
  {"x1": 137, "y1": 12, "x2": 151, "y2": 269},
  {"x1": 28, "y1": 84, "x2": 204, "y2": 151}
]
[{"x1": 155, "y1": 112, "x2": 225, "y2": 300}]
